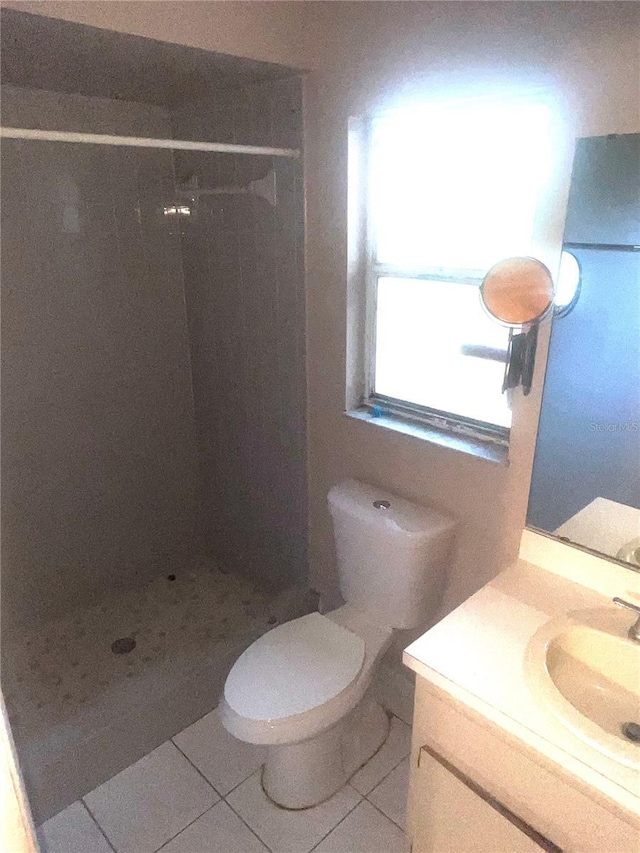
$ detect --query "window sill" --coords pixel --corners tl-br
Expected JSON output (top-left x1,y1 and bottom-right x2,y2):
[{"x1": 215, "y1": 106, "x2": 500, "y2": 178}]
[{"x1": 346, "y1": 408, "x2": 509, "y2": 465}]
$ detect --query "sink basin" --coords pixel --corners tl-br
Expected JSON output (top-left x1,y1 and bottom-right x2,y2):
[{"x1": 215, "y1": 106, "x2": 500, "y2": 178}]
[
  {"x1": 527, "y1": 608, "x2": 640, "y2": 769},
  {"x1": 547, "y1": 626, "x2": 639, "y2": 737}
]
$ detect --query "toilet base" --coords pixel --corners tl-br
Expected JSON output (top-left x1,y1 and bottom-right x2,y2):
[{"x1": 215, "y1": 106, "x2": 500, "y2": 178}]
[{"x1": 261, "y1": 692, "x2": 390, "y2": 809}]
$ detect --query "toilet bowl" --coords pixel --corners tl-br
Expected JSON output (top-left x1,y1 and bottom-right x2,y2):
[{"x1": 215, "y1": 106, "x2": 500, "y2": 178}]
[
  {"x1": 220, "y1": 605, "x2": 393, "y2": 808},
  {"x1": 220, "y1": 480, "x2": 455, "y2": 809}
]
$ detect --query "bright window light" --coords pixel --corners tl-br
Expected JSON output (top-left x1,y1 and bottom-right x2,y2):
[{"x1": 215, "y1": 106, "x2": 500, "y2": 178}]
[
  {"x1": 370, "y1": 101, "x2": 552, "y2": 273},
  {"x1": 363, "y1": 96, "x2": 555, "y2": 436},
  {"x1": 375, "y1": 278, "x2": 512, "y2": 427}
]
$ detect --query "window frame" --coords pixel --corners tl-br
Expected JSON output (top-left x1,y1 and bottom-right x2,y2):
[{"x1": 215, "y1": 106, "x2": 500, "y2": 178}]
[{"x1": 360, "y1": 116, "x2": 512, "y2": 447}]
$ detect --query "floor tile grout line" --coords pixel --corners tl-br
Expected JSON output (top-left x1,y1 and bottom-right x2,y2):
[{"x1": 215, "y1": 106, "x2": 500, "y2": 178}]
[
  {"x1": 223, "y1": 769, "x2": 364, "y2": 853},
  {"x1": 219, "y1": 759, "x2": 267, "y2": 799},
  {"x1": 363, "y1": 745, "x2": 410, "y2": 830},
  {"x1": 362, "y1": 796, "x2": 409, "y2": 837},
  {"x1": 80, "y1": 799, "x2": 119, "y2": 853},
  {"x1": 170, "y1": 737, "x2": 224, "y2": 798},
  {"x1": 83, "y1": 788, "x2": 217, "y2": 853},
  {"x1": 306, "y1": 794, "x2": 364, "y2": 853},
  {"x1": 351, "y1": 741, "x2": 411, "y2": 797},
  {"x1": 152, "y1": 800, "x2": 222, "y2": 853},
  {"x1": 82, "y1": 741, "x2": 220, "y2": 853},
  {"x1": 223, "y1": 791, "x2": 275, "y2": 852},
  {"x1": 70, "y1": 709, "x2": 407, "y2": 853},
  {"x1": 76, "y1": 749, "x2": 406, "y2": 853},
  {"x1": 361, "y1": 744, "x2": 410, "y2": 799},
  {"x1": 265, "y1": 711, "x2": 410, "y2": 851},
  {"x1": 364, "y1": 788, "x2": 407, "y2": 834},
  {"x1": 171, "y1": 725, "x2": 271, "y2": 800}
]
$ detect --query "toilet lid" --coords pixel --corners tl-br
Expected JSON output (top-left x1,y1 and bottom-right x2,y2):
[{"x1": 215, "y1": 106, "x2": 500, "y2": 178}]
[{"x1": 224, "y1": 613, "x2": 366, "y2": 721}]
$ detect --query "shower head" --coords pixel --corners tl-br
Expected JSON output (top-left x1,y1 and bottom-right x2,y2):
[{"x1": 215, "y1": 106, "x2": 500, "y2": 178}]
[{"x1": 176, "y1": 169, "x2": 277, "y2": 207}]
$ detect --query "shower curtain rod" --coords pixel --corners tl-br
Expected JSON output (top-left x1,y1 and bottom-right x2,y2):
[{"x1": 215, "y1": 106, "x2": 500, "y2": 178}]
[{"x1": 0, "y1": 126, "x2": 300, "y2": 159}]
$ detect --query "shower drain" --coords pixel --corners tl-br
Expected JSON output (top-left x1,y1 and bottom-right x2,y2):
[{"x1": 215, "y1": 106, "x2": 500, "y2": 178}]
[
  {"x1": 111, "y1": 637, "x2": 136, "y2": 655},
  {"x1": 621, "y1": 722, "x2": 640, "y2": 743}
]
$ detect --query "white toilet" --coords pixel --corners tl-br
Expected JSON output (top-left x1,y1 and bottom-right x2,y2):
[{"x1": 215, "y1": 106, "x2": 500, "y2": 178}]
[{"x1": 219, "y1": 480, "x2": 455, "y2": 809}]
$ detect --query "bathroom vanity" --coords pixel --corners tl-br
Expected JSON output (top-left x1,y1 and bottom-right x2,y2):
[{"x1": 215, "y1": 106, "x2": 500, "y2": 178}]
[{"x1": 403, "y1": 530, "x2": 640, "y2": 852}]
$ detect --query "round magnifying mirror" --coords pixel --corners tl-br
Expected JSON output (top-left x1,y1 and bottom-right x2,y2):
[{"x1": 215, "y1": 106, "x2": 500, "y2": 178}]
[{"x1": 480, "y1": 257, "x2": 554, "y2": 326}]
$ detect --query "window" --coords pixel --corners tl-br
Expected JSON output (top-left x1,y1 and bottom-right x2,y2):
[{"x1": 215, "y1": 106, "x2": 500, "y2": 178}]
[{"x1": 358, "y1": 97, "x2": 555, "y2": 443}]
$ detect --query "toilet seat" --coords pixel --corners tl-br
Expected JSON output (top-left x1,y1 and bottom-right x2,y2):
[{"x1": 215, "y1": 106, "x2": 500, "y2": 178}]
[
  {"x1": 224, "y1": 612, "x2": 365, "y2": 722},
  {"x1": 220, "y1": 606, "x2": 393, "y2": 746}
]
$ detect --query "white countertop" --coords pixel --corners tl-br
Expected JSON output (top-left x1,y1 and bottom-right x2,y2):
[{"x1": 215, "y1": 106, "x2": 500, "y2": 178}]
[
  {"x1": 555, "y1": 497, "x2": 640, "y2": 557},
  {"x1": 403, "y1": 531, "x2": 640, "y2": 826}
]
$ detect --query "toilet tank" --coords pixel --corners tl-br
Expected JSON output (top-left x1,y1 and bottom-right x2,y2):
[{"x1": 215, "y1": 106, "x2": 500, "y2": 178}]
[{"x1": 327, "y1": 481, "x2": 455, "y2": 629}]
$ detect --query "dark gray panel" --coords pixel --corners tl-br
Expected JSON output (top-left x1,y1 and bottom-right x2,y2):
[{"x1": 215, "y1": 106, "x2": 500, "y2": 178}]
[
  {"x1": 1, "y1": 8, "x2": 298, "y2": 109},
  {"x1": 563, "y1": 134, "x2": 640, "y2": 247},
  {"x1": 176, "y1": 77, "x2": 308, "y2": 589},
  {"x1": 527, "y1": 248, "x2": 640, "y2": 532},
  {"x1": 0, "y1": 89, "x2": 200, "y2": 625}
]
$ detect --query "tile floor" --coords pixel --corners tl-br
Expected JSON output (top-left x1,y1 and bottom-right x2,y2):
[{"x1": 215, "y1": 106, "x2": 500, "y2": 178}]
[{"x1": 37, "y1": 707, "x2": 411, "y2": 853}]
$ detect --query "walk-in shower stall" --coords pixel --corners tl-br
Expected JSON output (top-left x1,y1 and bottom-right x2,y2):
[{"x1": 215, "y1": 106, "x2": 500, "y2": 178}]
[{"x1": 0, "y1": 9, "x2": 310, "y2": 820}]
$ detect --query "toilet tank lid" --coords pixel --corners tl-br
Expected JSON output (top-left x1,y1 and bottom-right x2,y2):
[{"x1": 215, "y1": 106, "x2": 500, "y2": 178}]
[{"x1": 328, "y1": 480, "x2": 455, "y2": 541}]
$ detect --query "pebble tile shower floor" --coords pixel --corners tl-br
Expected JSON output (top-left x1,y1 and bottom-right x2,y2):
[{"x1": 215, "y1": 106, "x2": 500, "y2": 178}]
[{"x1": 4, "y1": 556, "x2": 315, "y2": 758}]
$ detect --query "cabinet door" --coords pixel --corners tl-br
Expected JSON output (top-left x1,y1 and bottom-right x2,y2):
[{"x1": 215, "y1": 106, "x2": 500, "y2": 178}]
[{"x1": 411, "y1": 746, "x2": 561, "y2": 853}]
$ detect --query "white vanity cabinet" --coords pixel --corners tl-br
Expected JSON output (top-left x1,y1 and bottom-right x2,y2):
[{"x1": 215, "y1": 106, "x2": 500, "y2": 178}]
[
  {"x1": 404, "y1": 545, "x2": 640, "y2": 853},
  {"x1": 411, "y1": 744, "x2": 555, "y2": 853},
  {"x1": 407, "y1": 678, "x2": 638, "y2": 853}
]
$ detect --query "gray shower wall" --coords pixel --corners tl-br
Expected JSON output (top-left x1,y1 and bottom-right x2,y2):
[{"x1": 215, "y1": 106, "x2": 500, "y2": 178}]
[
  {"x1": 1, "y1": 76, "x2": 308, "y2": 631},
  {"x1": 170, "y1": 77, "x2": 308, "y2": 588},
  {"x1": 1, "y1": 85, "x2": 201, "y2": 627}
]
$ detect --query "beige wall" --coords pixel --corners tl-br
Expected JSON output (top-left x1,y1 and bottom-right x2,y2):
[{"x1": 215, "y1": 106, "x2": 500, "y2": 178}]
[
  {"x1": 3, "y1": 1, "x2": 311, "y2": 68},
  {"x1": 4, "y1": 2, "x2": 639, "y2": 625},
  {"x1": 301, "y1": 1, "x2": 640, "y2": 629}
]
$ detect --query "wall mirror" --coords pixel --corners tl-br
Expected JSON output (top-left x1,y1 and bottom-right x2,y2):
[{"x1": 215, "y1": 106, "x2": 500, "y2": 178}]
[{"x1": 526, "y1": 133, "x2": 640, "y2": 569}]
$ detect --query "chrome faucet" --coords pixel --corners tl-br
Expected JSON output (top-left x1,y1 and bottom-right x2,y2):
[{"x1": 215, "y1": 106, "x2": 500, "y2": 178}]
[{"x1": 613, "y1": 597, "x2": 640, "y2": 643}]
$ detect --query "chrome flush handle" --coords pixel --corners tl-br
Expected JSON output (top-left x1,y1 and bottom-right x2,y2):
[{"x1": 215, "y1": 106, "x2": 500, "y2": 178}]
[{"x1": 613, "y1": 597, "x2": 640, "y2": 644}]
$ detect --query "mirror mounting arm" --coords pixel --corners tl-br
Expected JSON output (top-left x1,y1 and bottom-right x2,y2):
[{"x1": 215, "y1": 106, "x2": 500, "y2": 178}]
[{"x1": 503, "y1": 324, "x2": 538, "y2": 396}]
